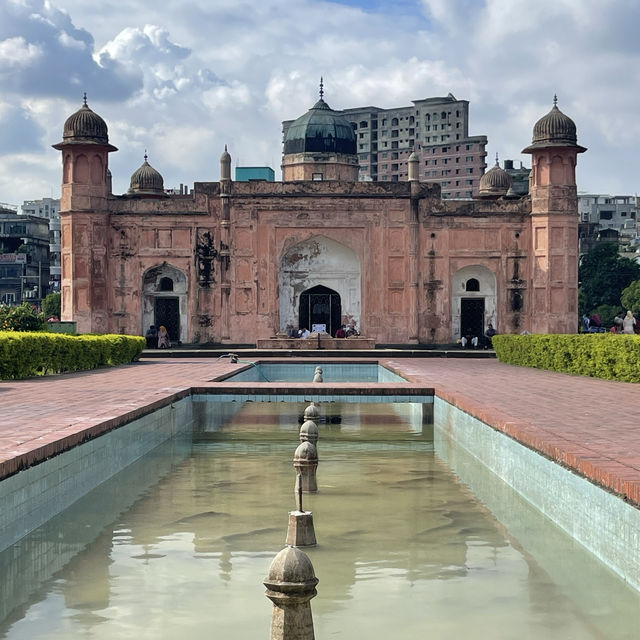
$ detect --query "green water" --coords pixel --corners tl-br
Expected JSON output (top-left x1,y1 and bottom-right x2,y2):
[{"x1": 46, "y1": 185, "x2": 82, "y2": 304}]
[{"x1": 2, "y1": 402, "x2": 639, "y2": 639}]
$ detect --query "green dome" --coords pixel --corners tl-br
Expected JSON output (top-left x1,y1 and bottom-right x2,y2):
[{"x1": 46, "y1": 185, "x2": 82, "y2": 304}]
[{"x1": 284, "y1": 98, "x2": 356, "y2": 155}]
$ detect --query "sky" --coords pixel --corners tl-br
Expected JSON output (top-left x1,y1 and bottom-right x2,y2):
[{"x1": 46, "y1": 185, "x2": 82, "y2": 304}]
[{"x1": 1, "y1": 0, "x2": 639, "y2": 207}]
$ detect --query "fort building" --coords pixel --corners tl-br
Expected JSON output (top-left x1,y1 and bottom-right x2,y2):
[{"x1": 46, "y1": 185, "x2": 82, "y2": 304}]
[{"x1": 54, "y1": 92, "x2": 584, "y2": 344}]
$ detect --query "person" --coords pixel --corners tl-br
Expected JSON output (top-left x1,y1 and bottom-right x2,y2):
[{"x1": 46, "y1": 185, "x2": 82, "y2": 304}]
[
  {"x1": 145, "y1": 325, "x2": 158, "y2": 348},
  {"x1": 591, "y1": 313, "x2": 602, "y2": 329},
  {"x1": 622, "y1": 310, "x2": 636, "y2": 334},
  {"x1": 484, "y1": 322, "x2": 497, "y2": 349},
  {"x1": 299, "y1": 327, "x2": 310, "y2": 339},
  {"x1": 335, "y1": 325, "x2": 346, "y2": 338},
  {"x1": 158, "y1": 325, "x2": 171, "y2": 348},
  {"x1": 582, "y1": 313, "x2": 591, "y2": 333},
  {"x1": 345, "y1": 323, "x2": 359, "y2": 337},
  {"x1": 614, "y1": 313, "x2": 623, "y2": 332}
]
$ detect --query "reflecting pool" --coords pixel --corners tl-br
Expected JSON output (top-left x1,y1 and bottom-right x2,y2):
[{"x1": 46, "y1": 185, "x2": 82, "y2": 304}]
[{"x1": 1, "y1": 402, "x2": 639, "y2": 639}]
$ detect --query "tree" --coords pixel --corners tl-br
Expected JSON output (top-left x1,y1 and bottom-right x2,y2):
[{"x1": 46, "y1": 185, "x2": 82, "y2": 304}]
[
  {"x1": 42, "y1": 291, "x2": 61, "y2": 319},
  {"x1": 0, "y1": 302, "x2": 44, "y2": 331},
  {"x1": 621, "y1": 280, "x2": 640, "y2": 314},
  {"x1": 579, "y1": 242, "x2": 640, "y2": 313}
]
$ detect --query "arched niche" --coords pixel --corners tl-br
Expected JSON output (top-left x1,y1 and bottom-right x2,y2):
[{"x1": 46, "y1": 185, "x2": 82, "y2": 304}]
[
  {"x1": 279, "y1": 235, "x2": 361, "y2": 332},
  {"x1": 451, "y1": 265, "x2": 497, "y2": 340},
  {"x1": 142, "y1": 264, "x2": 188, "y2": 343},
  {"x1": 74, "y1": 154, "x2": 90, "y2": 183}
]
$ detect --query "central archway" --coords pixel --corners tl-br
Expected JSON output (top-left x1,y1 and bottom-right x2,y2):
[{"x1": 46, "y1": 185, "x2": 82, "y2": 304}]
[
  {"x1": 299, "y1": 285, "x2": 341, "y2": 335},
  {"x1": 279, "y1": 235, "x2": 360, "y2": 333}
]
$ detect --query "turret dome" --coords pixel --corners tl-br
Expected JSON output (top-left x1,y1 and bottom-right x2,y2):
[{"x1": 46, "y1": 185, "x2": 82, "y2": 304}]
[
  {"x1": 522, "y1": 96, "x2": 586, "y2": 154},
  {"x1": 478, "y1": 157, "x2": 512, "y2": 197},
  {"x1": 128, "y1": 154, "x2": 166, "y2": 196},
  {"x1": 53, "y1": 95, "x2": 117, "y2": 152},
  {"x1": 284, "y1": 98, "x2": 356, "y2": 155},
  {"x1": 62, "y1": 96, "x2": 109, "y2": 144}
]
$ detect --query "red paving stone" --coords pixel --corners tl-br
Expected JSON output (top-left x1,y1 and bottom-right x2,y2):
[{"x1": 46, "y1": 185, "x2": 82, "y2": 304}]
[{"x1": 0, "y1": 356, "x2": 639, "y2": 507}]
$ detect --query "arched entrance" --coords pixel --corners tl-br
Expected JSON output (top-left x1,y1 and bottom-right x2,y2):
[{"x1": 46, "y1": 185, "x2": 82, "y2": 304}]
[
  {"x1": 451, "y1": 265, "x2": 497, "y2": 340},
  {"x1": 299, "y1": 285, "x2": 341, "y2": 335},
  {"x1": 279, "y1": 235, "x2": 360, "y2": 333},
  {"x1": 142, "y1": 264, "x2": 188, "y2": 343}
]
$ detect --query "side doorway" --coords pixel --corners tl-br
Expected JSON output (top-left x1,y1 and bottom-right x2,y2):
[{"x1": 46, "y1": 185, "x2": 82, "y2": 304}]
[
  {"x1": 154, "y1": 297, "x2": 180, "y2": 343},
  {"x1": 299, "y1": 285, "x2": 341, "y2": 336},
  {"x1": 460, "y1": 298, "x2": 484, "y2": 339}
]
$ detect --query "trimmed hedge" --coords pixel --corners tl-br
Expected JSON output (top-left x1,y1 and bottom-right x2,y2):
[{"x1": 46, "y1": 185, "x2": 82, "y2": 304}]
[
  {"x1": 492, "y1": 333, "x2": 640, "y2": 383},
  {"x1": 0, "y1": 332, "x2": 146, "y2": 380}
]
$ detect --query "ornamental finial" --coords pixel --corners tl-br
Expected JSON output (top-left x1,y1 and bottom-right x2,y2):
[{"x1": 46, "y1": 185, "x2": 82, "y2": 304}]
[
  {"x1": 319, "y1": 76, "x2": 324, "y2": 100},
  {"x1": 553, "y1": 94, "x2": 558, "y2": 107},
  {"x1": 83, "y1": 92, "x2": 87, "y2": 107}
]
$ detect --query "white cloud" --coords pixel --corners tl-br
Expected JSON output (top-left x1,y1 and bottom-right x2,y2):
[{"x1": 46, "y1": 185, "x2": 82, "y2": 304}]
[
  {"x1": 2, "y1": 0, "x2": 640, "y2": 204},
  {"x1": 0, "y1": 36, "x2": 42, "y2": 68}
]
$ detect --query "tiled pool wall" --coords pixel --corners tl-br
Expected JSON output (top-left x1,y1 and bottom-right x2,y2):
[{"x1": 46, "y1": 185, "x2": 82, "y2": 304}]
[
  {"x1": 435, "y1": 425, "x2": 640, "y2": 632},
  {"x1": 221, "y1": 362, "x2": 407, "y2": 383},
  {"x1": 435, "y1": 396, "x2": 640, "y2": 591},
  {"x1": 0, "y1": 435, "x2": 192, "y2": 625},
  {"x1": 0, "y1": 398, "x2": 196, "y2": 554}
]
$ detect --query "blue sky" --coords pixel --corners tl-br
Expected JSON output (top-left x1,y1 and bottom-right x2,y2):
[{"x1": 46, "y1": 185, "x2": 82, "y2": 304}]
[{"x1": 1, "y1": 0, "x2": 639, "y2": 205}]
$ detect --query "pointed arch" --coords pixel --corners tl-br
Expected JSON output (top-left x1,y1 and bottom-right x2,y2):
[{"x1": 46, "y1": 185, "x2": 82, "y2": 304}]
[{"x1": 279, "y1": 235, "x2": 361, "y2": 332}]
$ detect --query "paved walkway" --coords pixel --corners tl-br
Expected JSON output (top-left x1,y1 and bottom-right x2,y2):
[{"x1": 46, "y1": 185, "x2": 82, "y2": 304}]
[{"x1": 1, "y1": 357, "x2": 638, "y2": 506}]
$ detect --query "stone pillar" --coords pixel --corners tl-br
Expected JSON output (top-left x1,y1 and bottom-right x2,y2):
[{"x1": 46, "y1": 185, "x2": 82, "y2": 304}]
[
  {"x1": 303, "y1": 403, "x2": 320, "y2": 421},
  {"x1": 264, "y1": 546, "x2": 318, "y2": 640},
  {"x1": 286, "y1": 510, "x2": 317, "y2": 547},
  {"x1": 294, "y1": 441, "x2": 318, "y2": 493},
  {"x1": 299, "y1": 420, "x2": 318, "y2": 448}
]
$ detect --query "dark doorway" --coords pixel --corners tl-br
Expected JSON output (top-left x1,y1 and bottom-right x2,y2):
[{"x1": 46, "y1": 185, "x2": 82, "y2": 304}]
[
  {"x1": 460, "y1": 298, "x2": 484, "y2": 338},
  {"x1": 155, "y1": 297, "x2": 180, "y2": 342},
  {"x1": 299, "y1": 285, "x2": 341, "y2": 336}
]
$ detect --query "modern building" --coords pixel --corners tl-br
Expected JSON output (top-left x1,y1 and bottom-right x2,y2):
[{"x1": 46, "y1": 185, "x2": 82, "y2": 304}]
[
  {"x1": 0, "y1": 208, "x2": 50, "y2": 305},
  {"x1": 578, "y1": 194, "x2": 638, "y2": 255},
  {"x1": 503, "y1": 160, "x2": 531, "y2": 196},
  {"x1": 235, "y1": 167, "x2": 275, "y2": 182},
  {"x1": 21, "y1": 197, "x2": 61, "y2": 291},
  {"x1": 54, "y1": 94, "x2": 583, "y2": 344},
  {"x1": 283, "y1": 92, "x2": 488, "y2": 198}
]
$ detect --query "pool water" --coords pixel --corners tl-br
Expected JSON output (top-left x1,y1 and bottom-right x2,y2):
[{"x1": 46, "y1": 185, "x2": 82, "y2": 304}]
[{"x1": 2, "y1": 402, "x2": 639, "y2": 639}]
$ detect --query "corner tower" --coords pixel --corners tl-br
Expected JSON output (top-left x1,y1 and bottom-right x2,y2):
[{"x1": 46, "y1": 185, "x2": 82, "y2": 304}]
[
  {"x1": 522, "y1": 96, "x2": 586, "y2": 334},
  {"x1": 282, "y1": 80, "x2": 358, "y2": 181},
  {"x1": 53, "y1": 95, "x2": 117, "y2": 333}
]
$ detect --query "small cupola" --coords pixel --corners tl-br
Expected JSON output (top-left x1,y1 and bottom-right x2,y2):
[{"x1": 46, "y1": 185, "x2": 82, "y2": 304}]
[
  {"x1": 128, "y1": 153, "x2": 166, "y2": 196},
  {"x1": 478, "y1": 155, "x2": 512, "y2": 197}
]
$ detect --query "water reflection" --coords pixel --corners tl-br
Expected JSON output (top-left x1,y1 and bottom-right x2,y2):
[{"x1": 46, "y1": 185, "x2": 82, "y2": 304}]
[{"x1": 1, "y1": 402, "x2": 638, "y2": 639}]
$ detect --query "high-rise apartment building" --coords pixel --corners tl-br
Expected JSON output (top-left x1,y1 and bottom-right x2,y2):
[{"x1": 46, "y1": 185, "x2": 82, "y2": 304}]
[{"x1": 283, "y1": 93, "x2": 487, "y2": 198}]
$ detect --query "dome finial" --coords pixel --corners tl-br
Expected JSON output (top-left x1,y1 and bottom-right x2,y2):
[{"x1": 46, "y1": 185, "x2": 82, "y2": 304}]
[
  {"x1": 144, "y1": 148, "x2": 148, "y2": 163},
  {"x1": 553, "y1": 94, "x2": 558, "y2": 107},
  {"x1": 83, "y1": 92, "x2": 87, "y2": 107},
  {"x1": 495, "y1": 152, "x2": 499, "y2": 166},
  {"x1": 319, "y1": 76, "x2": 324, "y2": 100}
]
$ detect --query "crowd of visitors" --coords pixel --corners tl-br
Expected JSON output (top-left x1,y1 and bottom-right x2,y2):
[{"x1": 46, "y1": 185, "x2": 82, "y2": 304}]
[{"x1": 583, "y1": 310, "x2": 639, "y2": 334}]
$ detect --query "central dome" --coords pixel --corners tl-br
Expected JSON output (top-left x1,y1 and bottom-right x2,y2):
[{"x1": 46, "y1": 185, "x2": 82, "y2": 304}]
[{"x1": 284, "y1": 98, "x2": 356, "y2": 155}]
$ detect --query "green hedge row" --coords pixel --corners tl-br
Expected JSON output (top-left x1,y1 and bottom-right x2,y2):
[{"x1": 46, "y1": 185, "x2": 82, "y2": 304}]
[
  {"x1": 0, "y1": 332, "x2": 146, "y2": 380},
  {"x1": 492, "y1": 333, "x2": 640, "y2": 383}
]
